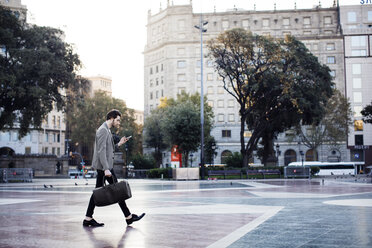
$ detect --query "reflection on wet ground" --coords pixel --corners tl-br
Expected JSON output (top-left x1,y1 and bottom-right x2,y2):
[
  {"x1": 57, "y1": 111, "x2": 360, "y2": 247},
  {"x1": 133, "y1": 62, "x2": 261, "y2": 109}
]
[{"x1": 0, "y1": 178, "x2": 371, "y2": 247}]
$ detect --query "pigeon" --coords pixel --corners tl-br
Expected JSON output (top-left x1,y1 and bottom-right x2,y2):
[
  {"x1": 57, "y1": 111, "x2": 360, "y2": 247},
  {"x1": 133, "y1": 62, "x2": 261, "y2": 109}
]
[
  {"x1": 85, "y1": 183, "x2": 88, "y2": 185},
  {"x1": 49, "y1": 185, "x2": 53, "y2": 188},
  {"x1": 75, "y1": 183, "x2": 78, "y2": 186},
  {"x1": 43, "y1": 184, "x2": 48, "y2": 188}
]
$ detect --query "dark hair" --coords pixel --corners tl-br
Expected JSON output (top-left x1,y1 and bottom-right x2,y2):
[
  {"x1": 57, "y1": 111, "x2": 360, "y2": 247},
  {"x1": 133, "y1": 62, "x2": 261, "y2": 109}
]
[{"x1": 106, "y1": 109, "x2": 122, "y2": 120}]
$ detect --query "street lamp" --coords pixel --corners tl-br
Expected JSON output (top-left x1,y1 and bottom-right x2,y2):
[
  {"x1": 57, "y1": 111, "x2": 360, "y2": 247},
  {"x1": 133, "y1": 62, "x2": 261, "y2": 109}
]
[
  {"x1": 275, "y1": 144, "x2": 281, "y2": 166},
  {"x1": 125, "y1": 143, "x2": 128, "y2": 178},
  {"x1": 300, "y1": 150, "x2": 304, "y2": 167},
  {"x1": 194, "y1": 14, "x2": 208, "y2": 180}
]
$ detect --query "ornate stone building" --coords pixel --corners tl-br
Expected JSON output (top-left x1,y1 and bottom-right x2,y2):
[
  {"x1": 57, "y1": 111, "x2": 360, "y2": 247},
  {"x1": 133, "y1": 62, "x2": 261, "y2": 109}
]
[{"x1": 143, "y1": 1, "x2": 356, "y2": 166}]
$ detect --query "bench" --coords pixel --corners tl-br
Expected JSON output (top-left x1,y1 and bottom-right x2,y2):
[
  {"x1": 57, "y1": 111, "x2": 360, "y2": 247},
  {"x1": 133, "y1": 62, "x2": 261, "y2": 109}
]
[
  {"x1": 245, "y1": 169, "x2": 281, "y2": 179},
  {"x1": 207, "y1": 170, "x2": 243, "y2": 179},
  {"x1": 258, "y1": 169, "x2": 281, "y2": 179}
]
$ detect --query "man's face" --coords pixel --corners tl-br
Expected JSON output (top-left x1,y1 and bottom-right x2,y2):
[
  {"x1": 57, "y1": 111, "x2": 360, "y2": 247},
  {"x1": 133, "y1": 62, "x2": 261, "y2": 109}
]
[{"x1": 112, "y1": 116, "x2": 121, "y2": 129}]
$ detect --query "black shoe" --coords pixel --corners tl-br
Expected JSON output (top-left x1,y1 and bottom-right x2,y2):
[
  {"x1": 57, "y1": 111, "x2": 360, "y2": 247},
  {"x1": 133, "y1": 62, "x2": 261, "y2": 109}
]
[
  {"x1": 83, "y1": 218, "x2": 104, "y2": 227},
  {"x1": 126, "y1": 213, "x2": 145, "y2": 225}
]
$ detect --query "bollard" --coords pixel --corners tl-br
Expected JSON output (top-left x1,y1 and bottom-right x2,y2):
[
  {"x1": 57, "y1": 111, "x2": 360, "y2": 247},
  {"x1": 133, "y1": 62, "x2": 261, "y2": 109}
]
[{"x1": 161, "y1": 174, "x2": 163, "y2": 180}]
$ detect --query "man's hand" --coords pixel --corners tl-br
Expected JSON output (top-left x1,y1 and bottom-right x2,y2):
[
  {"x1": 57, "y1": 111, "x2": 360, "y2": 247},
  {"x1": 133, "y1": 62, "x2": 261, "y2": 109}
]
[
  {"x1": 104, "y1": 169, "x2": 112, "y2": 177},
  {"x1": 118, "y1": 136, "x2": 131, "y2": 146}
]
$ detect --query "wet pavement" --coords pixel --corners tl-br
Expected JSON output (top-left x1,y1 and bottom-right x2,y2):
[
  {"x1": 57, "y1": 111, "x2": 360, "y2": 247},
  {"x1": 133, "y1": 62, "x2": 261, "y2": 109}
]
[{"x1": 0, "y1": 178, "x2": 371, "y2": 248}]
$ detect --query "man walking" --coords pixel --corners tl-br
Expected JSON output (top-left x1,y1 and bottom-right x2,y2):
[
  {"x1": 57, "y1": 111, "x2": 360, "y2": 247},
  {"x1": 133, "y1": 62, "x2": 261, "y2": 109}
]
[{"x1": 83, "y1": 109, "x2": 145, "y2": 227}]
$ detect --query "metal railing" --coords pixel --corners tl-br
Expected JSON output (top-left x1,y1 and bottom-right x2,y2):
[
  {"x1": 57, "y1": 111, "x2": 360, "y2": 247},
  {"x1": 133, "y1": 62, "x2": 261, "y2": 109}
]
[{"x1": 0, "y1": 168, "x2": 33, "y2": 183}]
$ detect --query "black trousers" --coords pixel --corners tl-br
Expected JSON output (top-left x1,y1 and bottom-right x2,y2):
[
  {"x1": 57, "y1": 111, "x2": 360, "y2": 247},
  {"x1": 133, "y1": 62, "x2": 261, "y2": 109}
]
[{"x1": 85, "y1": 169, "x2": 131, "y2": 218}]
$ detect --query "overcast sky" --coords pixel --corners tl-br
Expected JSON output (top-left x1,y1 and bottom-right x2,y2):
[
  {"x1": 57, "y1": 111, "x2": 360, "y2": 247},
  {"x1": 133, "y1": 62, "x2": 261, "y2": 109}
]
[{"x1": 22, "y1": 0, "x2": 355, "y2": 110}]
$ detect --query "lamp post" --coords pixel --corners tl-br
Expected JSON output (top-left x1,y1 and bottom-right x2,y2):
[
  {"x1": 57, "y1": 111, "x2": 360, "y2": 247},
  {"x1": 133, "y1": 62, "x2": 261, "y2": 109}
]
[
  {"x1": 194, "y1": 14, "x2": 208, "y2": 180},
  {"x1": 275, "y1": 144, "x2": 281, "y2": 166},
  {"x1": 300, "y1": 150, "x2": 304, "y2": 167},
  {"x1": 211, "y1": 144, "x2": 216, "y2": 165},
  {"x1": 125, "y1": 143, "x2": 128, "y2": 178}
]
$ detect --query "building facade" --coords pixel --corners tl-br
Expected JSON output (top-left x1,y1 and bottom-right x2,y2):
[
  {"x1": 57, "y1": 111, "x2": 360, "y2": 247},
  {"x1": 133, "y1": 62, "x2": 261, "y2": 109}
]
[
  {"x1": 143, "y1": 1, "x2": 357, "y2": 167},
  {"x1": 86, "y1": 75, "x2": 112, "y2": 97},
  {"x1": 340, "y1": 5, "x2": 372, "y2": 166}
]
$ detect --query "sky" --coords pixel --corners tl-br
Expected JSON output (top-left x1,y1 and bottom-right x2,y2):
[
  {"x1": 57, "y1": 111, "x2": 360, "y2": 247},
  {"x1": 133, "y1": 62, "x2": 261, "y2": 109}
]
[{"x1": 22, "y1": 0, "x2": 356, "y2": 110}]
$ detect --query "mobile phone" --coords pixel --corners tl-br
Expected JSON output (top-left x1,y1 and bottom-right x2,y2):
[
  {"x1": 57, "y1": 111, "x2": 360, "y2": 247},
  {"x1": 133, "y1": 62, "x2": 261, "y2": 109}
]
[{"x1": 127, "y1": 136, "x2": 132, "y2": 139}]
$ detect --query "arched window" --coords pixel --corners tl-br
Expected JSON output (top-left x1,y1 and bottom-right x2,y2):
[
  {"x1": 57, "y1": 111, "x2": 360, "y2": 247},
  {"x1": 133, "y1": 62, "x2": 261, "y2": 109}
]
[
  {"x1": 306, "y1": 149, "x2": 318, "y2": 161},
  {"x1": 284, "y1": 149, "x2": 297, "y2": 165},
  {"x1": 221, "y1": 150, "x2": 232, "y2": 164}
]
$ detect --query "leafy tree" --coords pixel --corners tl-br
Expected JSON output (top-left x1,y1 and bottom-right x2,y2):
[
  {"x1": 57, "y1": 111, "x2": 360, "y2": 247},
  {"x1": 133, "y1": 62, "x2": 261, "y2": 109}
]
[
  {"x1": 143, "y1": 108, "x2": 167, "y2": 167},
  {"x1": 66, "y1": 91, "x2": 141, "y2": 163},
  {"x1": 294, "y1": 89, "x2": 352, "y2": 158},
  {"x1": 0, "y1": 6, "x2": 88, "y2": 137},
  {"x1": 208, "y1": 29, "x2": 333, "y2": 167},
  {"x1": 145, "y1": 92, "x2": 214, "y2": 167},
  {"x1": 204, "y1": 135, "x2": 217, "y2": 165},
  {"x1": 361, "y1": 101, "x2": 372, "y2": 124},
  {"x1": 225, "y1": 152, "x2": 243, "y2": 168}
]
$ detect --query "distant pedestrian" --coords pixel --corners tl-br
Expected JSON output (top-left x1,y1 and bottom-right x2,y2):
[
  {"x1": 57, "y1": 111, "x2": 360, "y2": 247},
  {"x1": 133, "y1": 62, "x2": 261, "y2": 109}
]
[{"x1": 83, "y1": 109, "x2": 145, "y2": 227}]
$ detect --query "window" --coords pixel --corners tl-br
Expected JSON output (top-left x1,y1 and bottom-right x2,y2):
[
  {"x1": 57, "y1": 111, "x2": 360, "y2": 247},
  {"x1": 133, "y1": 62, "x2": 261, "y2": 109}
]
[
  {"x1": 150, "y1": 92, "x2": 153, "y2": 100},
  {"x1": 283, "y1": 18, "x2": 290, "y2": 26},
  {"x1": 45, "y1": 133, "x2": 49, "y2": 142},
  {"x1": 348, "y1": 12, "x2": 356, "y2": 22},
  {"x1": 178, "y1": 87, "x2": 186, "y2": 94},
  {"x1": 161, "y1": 76, "x2": 164, "y2": 84},
  {"x1": 156, "y1": 91, "x2": 159, "y2": 99},
  {"x1": 52, "y1": 147, "x2": 56, "y2": 155},
  {"x1": 208, "y1": 100, "x2": 214, "y2": 107},
  {"x1": 177, "y1": 60, "x2": 186, "y2": 68},
  {"x1": 352, "y1": 50, "x2": 367, "y2": 56},
  {"x1": 150, "y1": 80, "x2": 153, "y2": 87},
  {"x1": 197, "y1": 73, "x2": 201, "y2": 81},
  {"x1": 57, "y1": 148, "x2": 60, "y2": 156},
  {"x1": 221, "y1": 150, "x2": 232, "y2": 164},
  {"x1": 327, "y1": 56, "x2": 335, "y2": 64},
  {"x1": 218, "y1": 114, "x2": 224, "y2": 122},
  {"x1": 57, "y1": 116, "x2": 61, "y2": 128},
  {"x1": 217, "y1": 100, "x2": 224, "y2": 108},
  {"x1": 354, "y1": 106, "x2": 362, "y2": 117},
  {"x1": 262, "y1": 19, "x2": 269, "y2": 27},
  {"x1": 352, "y1": 36, "x2": 366, "y2": 47},
  {"x1": 207, "y1": 73, "x2": 213, "y2": 81},
  {"x1": 354, "y1": 120, "x2": 363, "y2": 131},
  {"x1": 303, "y1": 17, "x2": 311, "y2": 25},
  {"x1": 156, "y1": 78, "x2": 159, "y2": 86},
  {"x1": 313, "y1": 43, "x2": 318, "y2": 50},
  {"x1": 57, "y1": 134, "x2": 60, "y2": 143},
  {"x1": 161, "y1": 89, "x2": 164, "y2": 97},
  {"x1": 207, "y1": 86, "x2": 213, "y2": 95},
  {"x1": 196, "y1": 60, "x2": 201, "y2": 68},
  {"x1": 324, "y1": 16, "x2": 332, "y2": 24},
  {"x1": 218, "y1": 86, "x2": 224, "y2": 94},
  {"x1": 228, "y1": 114, "x2": 234, "y2": 122},
  {"x1": 330, "y1": 70, "x2": 336, "y2": 78},
  {"x1": 207, "y1": 60, "x2": 213, "y2": 67},
  {"x1": 228, "y1": 99, "x2": 234, "y2": 107},
  {"x1": 150, "y1": 68, "x2": 153, "y2": 75},
  {"x1": 161, "y1": 64, "x2": 163, "y2": 71},
  {"x1": 353, "y1": 78, "x2": 361, "y2": 88},
  {"x1": 326, "y1": 43, "x2": 335, "y2": 50},
  {"x1": 355, "y1": 135, "x2": 363, "y2": 146},
  {"x1": 222, "y1": 130, "x2": 231, "y2": 138},
  {"x1": 44, "y1": 147, "x2": 48, "y2": 154},
  {"x1": 53, "y1": 133, "x2": 56, "y2": 142},
  {"x1": 156, "y1": 65, "x2": 159, "y2": 73},
  {"x1": 177, "y1": 74, "x2": 186, "y2": 81},
  {"x1": 242, "y1": 20, "x2": 249, "y2": 28},
  {"x1": 353, "y1": 92, "x2": 362, "y2": 103},
  {"x1": 222, "y1": 20, "x2": 229, "y2": 29},
  {"x1": 352, "y1": 64, "x2": 361, "y2": 74}
]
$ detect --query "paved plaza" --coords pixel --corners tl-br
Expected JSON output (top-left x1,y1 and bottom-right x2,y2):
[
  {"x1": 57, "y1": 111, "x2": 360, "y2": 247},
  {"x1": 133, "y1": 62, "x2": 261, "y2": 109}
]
[{"x1": 0, "y1": 177, "x2": 372, "y2": 248}]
